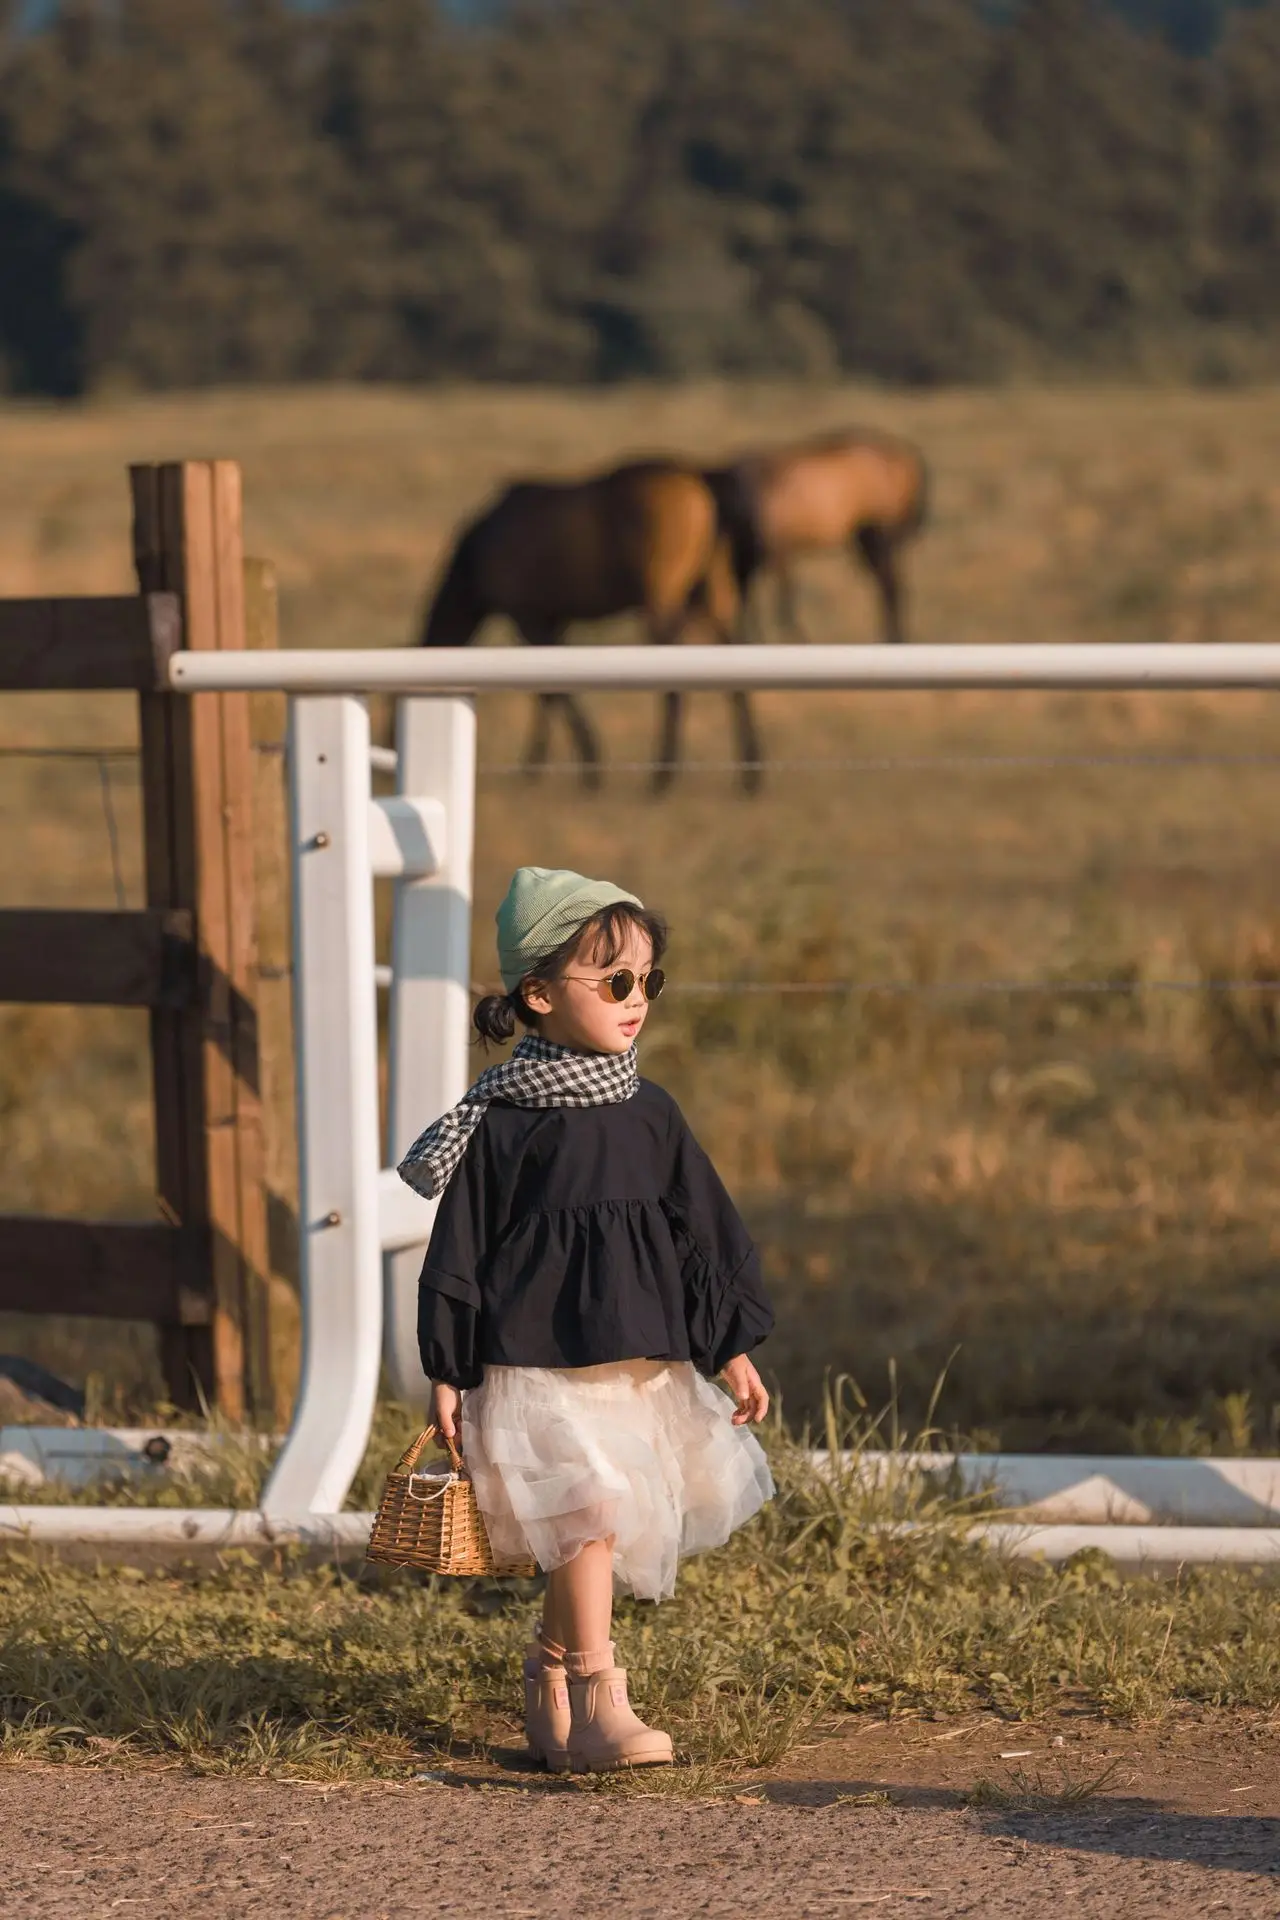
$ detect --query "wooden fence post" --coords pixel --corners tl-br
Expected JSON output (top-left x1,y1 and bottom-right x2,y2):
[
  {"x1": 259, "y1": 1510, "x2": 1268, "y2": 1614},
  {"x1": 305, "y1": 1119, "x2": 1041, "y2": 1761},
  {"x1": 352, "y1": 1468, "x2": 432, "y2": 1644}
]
[
  {"x1": 131, "y1": 463, "x2": 269, "y2": 1420},
  {"x1": 244, "y1": 557, "x2": 301, "y2": 1426}
]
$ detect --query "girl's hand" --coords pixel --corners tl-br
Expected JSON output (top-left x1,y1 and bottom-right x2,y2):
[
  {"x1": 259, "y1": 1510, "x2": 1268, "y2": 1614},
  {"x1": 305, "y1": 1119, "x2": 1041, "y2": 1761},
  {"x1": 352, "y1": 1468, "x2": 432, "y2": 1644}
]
[
  {"x1": 720, "y1": 1354, "x2": 769, "y2": 1425},
  {"x1": 432, "y1": 1381, "x2": 463, "y2": 1453}
]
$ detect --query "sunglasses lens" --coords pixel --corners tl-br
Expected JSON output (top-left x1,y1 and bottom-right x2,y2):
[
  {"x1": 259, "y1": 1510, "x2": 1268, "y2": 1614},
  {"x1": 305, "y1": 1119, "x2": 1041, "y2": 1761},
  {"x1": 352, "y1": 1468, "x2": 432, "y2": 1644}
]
[
  {"x1": 644, "y1": 968, "x2": 665, "y2": 1002},
  {"x1": 607, "y1": 970, "x2": 635, "y2": 1003}
]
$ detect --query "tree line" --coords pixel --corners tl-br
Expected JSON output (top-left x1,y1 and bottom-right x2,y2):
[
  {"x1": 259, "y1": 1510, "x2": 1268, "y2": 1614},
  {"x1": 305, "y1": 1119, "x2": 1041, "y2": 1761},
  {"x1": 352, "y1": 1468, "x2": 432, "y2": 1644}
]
[{"x1": 3, "y1": 0, "x2": 1280, "y2": 395}]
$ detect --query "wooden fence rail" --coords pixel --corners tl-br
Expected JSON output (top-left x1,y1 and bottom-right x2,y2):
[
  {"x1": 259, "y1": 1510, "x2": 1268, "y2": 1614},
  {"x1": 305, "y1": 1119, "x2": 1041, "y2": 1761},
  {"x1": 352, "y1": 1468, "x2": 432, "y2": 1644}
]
[
  {"x1": 0, "y1": 461, "x2": 272, "y2": 1421},
  {"x1": 0, "y1": 594, "x2": 179, "y2": 690}
]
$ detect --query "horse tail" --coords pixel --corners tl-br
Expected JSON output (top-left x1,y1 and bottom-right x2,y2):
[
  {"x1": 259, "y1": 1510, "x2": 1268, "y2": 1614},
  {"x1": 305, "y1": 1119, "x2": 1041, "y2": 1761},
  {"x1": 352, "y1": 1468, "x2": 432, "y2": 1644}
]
[
  {"x1": 699, "y1": 528, "x2": 742, "y2": 641},
  {"x1": 902, "y1": 445, "x2": 930, "y2": 538},
  {"x1": 418, "y1": 522, "x2": 483, "y2": 647},
  {"x1": 704, "y1": 464, "x2": 763, "y2": 593}
]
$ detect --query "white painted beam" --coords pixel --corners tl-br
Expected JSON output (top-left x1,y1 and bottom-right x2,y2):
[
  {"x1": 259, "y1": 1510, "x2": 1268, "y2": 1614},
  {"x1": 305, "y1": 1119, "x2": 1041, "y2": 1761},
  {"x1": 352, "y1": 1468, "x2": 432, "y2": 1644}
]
[
  {"x1": 168, "y1": 642, "x2": 1280, "y2": 696},
  {"x1": 367, "y1": 795, "x2": 447, "y2": 880},
  {"x1": 0, "y1": 1427, "x2": 262, "y2": 1490},
  {"x1": 820, "y1": 1452, "x2": 1280, "y2": 1526},
  {"x1": 0, "y1": 1505, "x2": 370, "y2": 1554},
  {"x1": 978, "y1": 1523, "x2": 1280, "y2": 1572},
  {"x1": 10, "y1": 1429, "x2": 1279, "y2": 1525},
  {"x1": 376, "y1": 1164, "x2": 436, "y2": 1255},
  {"x1": 260, "y1": 696, "x2": 384, "y2": 1518},
  {"x1": 383, "y1": 697, "x2": 477, "y2": 1408},
  {"x1": 4, "y1": 1507, "x2": 1280, "y2": 1575}
]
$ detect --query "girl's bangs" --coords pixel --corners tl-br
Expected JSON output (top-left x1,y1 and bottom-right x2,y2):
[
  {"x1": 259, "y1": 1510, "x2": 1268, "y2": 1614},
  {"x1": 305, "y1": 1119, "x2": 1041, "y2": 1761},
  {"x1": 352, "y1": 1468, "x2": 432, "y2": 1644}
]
[{"x1": 579, "y1": 903, "x2": 667, "y2": 970}]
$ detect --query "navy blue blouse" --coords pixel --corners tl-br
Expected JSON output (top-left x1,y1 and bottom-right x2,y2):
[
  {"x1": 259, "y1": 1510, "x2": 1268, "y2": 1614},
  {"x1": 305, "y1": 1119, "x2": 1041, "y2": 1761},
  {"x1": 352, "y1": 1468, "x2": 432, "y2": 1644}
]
[{"x1": 416, "y1": 1080, "x2": 774, "y2": 1390}]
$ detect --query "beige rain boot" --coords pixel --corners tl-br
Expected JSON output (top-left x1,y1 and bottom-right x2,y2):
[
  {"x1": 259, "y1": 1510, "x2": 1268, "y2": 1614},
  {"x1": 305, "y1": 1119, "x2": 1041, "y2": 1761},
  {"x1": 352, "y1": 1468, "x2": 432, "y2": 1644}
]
[
  {"x1": 523, "y1": 1623, "x2": 571, "y2": 1773},
  {"x1": 565, "y1": 1645, "x2": 674, "y2": 1773}
]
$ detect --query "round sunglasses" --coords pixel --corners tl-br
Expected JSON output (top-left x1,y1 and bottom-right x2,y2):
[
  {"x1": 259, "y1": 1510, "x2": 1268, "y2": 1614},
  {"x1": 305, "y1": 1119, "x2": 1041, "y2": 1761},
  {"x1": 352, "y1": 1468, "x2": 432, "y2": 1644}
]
[{"x1": 562, "y1": 966, "x2": 666, "y2": 1004}]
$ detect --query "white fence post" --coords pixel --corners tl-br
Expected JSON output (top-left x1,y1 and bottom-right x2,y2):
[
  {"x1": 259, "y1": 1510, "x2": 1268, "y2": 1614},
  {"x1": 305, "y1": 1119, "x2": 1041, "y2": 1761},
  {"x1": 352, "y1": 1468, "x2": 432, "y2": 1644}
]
[
  {"x1": 261, "y1": 696, "x2": 383, "y2": 1516},
  {"x1": 383, "y1": 696, "x2": 477, "y2": 1405}
]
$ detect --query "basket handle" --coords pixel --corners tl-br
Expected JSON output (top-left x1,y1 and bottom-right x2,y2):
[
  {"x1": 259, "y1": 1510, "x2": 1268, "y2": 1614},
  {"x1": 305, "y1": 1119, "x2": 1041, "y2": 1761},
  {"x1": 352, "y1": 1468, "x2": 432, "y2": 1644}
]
[{"x1": 393, "y1": 1424, "x2": 463, "y2": 1476}]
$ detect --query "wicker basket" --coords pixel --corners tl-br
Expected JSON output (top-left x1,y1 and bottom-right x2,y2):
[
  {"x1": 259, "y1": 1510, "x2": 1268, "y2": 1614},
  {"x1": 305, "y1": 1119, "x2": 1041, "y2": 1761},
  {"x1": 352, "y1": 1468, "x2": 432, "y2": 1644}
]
[{"x1": 366, "y1": 1426, "x2": 537, "y2": 1577}]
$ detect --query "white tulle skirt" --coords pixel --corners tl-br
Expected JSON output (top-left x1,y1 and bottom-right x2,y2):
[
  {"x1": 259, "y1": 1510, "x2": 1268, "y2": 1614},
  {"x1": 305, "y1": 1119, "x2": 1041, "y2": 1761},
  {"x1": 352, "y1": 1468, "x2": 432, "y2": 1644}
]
[{"x1": 461, "y1": 1359, "x2": 774, "y2": 1602}]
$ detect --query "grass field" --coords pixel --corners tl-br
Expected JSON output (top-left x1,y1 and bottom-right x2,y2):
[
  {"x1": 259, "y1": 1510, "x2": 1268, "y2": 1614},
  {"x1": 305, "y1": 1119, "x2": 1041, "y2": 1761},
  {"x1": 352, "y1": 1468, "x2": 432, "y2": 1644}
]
[
  {"x1": 3, "y1": 382, "x2": 1280, "y2": 1448},
  {"x1": 4, "y1": 1416, "x2": 1280, "y2": 1785}
]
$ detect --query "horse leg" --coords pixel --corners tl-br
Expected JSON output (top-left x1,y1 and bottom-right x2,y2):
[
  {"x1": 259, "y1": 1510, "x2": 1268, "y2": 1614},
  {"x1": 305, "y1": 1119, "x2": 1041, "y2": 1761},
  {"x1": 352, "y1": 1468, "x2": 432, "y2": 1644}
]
[
  {"x1": 649, "y1": 529, "x2": 745, "y2": 794},
  {"x1": 555, "y1": 692, "x2": 603, "y2": 791},
  {"x1": 653, "y1": 691, "x2": 682, "y2": 794},
  {"x1": 699, "y1": 554, "x2": 764, "y2": 795},
  {"x1": 644, "y1": 601, "x2": 693, "y2": 795},
  {"x1": 855, "y1": 525, "x2": 906, "y2": 645},
  {"x1": 514, "y1": 621, "x2": 603, "y2": 789},
  {"x1": 730, "y1": 691, "x2": 763, "y2": 796},
  {"x1": 523, "y1": 695, "x2": 554, "y2": 781}
]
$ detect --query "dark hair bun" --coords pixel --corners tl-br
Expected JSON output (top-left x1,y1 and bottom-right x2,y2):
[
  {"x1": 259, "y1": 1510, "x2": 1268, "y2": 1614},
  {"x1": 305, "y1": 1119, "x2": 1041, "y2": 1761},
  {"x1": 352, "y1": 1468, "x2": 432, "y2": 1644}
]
[{"x1": 473, "y1": 993, "x2": 517, "y2": 1046}]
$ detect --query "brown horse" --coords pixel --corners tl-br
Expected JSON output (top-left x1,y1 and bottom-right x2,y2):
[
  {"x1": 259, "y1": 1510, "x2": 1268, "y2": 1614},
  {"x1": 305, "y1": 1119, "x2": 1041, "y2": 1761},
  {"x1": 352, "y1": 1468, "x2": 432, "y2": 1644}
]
[
  {"x1": 418, "y1": 459, "x2": 757, "y2": 789},
  {"x1": 707, "y1": 428, "x2": 929, "y2": 645}
]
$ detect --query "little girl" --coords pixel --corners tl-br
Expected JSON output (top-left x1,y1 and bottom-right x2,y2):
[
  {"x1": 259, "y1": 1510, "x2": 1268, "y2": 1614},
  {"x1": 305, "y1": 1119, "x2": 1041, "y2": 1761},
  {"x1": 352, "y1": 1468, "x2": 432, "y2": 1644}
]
[{"x1": 398, "y1": 865, "x2": 774, "y2": 1773}]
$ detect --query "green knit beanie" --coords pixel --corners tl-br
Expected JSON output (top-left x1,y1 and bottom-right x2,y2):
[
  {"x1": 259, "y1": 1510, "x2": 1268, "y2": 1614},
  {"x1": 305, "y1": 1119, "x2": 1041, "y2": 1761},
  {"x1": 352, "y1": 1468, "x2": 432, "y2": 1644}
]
[{"x1": 496, "y1": 866, "x2": 643, "y2": 993}]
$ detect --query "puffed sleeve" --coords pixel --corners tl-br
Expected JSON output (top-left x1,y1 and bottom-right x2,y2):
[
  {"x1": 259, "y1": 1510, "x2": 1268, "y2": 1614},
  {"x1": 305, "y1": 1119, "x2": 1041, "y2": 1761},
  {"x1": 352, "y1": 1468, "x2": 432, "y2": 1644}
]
[
  {"x1": 663, "y1": 1110, "x2": 774, "y2": 1377},
  {"x1": 416, "y1": 1136, "x2": 486, "y2": 1390}
]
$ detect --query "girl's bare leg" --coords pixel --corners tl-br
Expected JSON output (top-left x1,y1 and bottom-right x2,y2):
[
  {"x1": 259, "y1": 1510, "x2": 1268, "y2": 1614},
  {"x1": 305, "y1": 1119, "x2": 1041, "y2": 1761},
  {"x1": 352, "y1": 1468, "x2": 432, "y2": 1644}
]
[
  {"x1": 543, "y1": 1536, "x2": 672, "y2": 1769},
  {"x1": 524, "y1": 1538, "x2": 615, "y2": 1770},
  {"x1": 542, "y1": 1537, "x2": 614, "y2": 1661}
]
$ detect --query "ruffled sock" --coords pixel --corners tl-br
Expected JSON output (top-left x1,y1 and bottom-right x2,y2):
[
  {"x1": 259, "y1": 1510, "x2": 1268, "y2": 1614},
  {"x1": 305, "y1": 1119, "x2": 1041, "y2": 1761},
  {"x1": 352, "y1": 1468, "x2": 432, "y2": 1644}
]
[
  {"x1": 524, "y1": 1618, "x2": 567, "y2": 1677},
  {"x1": 563, "y1": 1643, "x2": 616, "y2": 1678}
]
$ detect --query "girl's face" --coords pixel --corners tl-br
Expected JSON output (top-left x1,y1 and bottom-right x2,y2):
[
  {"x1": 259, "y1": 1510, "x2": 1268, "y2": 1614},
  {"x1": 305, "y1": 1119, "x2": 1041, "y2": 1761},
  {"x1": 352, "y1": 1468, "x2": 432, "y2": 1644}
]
[{"x1": 522, "y1": 920, "x2": 657, "y2": 1054}]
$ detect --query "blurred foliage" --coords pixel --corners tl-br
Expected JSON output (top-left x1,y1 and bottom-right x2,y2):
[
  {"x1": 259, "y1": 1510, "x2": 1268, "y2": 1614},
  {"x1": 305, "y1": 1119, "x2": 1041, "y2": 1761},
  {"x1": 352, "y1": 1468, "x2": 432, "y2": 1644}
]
[{"x1": 7, "y1": 0, "x2": 1280, "y2": 391}]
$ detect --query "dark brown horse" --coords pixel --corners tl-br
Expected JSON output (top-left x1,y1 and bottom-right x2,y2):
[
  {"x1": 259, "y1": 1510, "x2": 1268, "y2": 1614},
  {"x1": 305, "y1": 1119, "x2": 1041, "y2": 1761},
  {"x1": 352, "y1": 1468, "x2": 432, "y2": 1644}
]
[
  {"x1": 707, "y1": 428, "x2": 929, "y2": 645},
  {"x1": 418, "y1": 459, "x2": 756, "y2": 789}
]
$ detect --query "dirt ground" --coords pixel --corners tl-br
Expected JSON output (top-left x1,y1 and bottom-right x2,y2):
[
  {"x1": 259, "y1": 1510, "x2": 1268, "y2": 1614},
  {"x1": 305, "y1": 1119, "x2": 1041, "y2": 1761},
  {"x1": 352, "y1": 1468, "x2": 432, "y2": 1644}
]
[{"x1": 4, "y1": 1714, "x2": 1279, "y2": 1918}]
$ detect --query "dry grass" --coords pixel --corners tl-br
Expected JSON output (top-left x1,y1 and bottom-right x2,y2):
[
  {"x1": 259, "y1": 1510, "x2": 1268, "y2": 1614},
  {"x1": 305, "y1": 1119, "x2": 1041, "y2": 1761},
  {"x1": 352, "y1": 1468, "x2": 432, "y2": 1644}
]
[
  {"x1": 2, "y1": 1410, "x2": 1280, "y2": 1786},
  {"x1": 967, "y1": 1755, "x2": 1128, "y2": 1811},
  {"x1": 3, "y1": 382, "x2": 1280, "y2": 1444}
]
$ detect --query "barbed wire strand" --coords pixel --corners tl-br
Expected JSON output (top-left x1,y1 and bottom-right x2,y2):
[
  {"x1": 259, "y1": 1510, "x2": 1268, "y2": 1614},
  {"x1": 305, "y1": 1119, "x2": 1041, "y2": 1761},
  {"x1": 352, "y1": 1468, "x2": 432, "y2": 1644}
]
[
  {"x1": 0, "y1": 747, "x2": 131, "y2": 903},
  {"x1": 0, "y1": 743, "x2": 292, "y2": 761},
  {"x1": 458, "y1": 977, "x2": 1280, "y2": 998},
  {"x1": 478, "y1": 751, "x2": 1280, "y2": 776},
  {"x1": 670, "y1": 978, "x2": 1280, "y2": 996},
  {"x1": 0, "y1": 744, "x2": 138, "y2": 762},
  {"x1": 263, "y1": 967, "x2": 1280, "y2": 995},
  {"x1": 96, "y1": 757, "x2": 128, "y2": 910},
  {"x1": 5, "y1": 744, "x2": 1280, "y2": 774},
  {"x1": 4, "y1": 743, "x2": 1276, "y2": 941}
]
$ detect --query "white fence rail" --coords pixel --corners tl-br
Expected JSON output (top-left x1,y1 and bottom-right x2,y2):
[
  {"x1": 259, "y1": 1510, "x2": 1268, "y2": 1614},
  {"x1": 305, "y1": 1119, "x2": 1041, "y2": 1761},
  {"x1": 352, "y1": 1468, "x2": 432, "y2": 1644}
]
[
  {"x1": 143, "y1": 641, "x2": 1280, "y2": 1541},
  {"x1": 5, "y1": 1505, "x2": 1280, "y2": 1576},
  {"x1": 171, "y1": 641, "x2": 1280, "y2": 695},
  {"x1": 261, "y1": 693, "x2": 474, "y2": 1513},
  {"x1": 9, "y1": 1430, "x2": 1280, "y2": 1528}
]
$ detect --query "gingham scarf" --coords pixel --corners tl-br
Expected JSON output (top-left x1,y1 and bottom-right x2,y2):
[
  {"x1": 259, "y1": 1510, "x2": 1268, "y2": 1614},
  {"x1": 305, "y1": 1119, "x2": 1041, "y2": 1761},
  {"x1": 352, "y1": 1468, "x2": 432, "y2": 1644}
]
[{"x1": 397, "y1": 1034, "x2": 639, "y2": 1201}]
